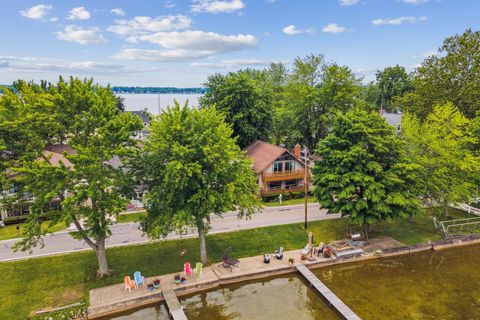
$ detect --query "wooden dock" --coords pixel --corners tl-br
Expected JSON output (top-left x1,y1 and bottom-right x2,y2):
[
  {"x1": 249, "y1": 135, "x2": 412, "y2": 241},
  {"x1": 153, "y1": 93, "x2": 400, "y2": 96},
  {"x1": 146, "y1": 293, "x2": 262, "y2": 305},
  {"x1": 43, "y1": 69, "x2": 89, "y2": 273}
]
[
  {"x1": 162, "y1": 289, "x2": 188, "y2": 320},
  {"x1": 296, "y1": 265, "x2": 361, "y2": 320}
]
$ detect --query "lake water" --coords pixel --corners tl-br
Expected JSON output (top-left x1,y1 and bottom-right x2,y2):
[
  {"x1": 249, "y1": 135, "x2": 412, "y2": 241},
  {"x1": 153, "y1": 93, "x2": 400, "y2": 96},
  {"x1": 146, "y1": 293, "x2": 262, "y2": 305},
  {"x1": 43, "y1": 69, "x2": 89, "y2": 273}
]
[
  {"x1": 108, "y1": 243, "x2": 480, "y2": 320},
  {"x1": 110, "y1": 275, "x2": 340, "y2": 320},
  {"x1": 120, "y1": 94, "x2": 203, "y2": 115}
]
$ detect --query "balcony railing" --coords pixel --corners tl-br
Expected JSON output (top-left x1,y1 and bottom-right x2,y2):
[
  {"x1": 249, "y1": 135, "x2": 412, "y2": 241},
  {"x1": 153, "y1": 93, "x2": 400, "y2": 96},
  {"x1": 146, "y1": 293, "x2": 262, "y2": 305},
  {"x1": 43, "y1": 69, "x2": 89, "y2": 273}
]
[
  {"x1": 262, "y1": 170, "x2": 306, "y2": 182},
  {"x1": 261, "y1": 185, "x2": 306, "y2": 196}
]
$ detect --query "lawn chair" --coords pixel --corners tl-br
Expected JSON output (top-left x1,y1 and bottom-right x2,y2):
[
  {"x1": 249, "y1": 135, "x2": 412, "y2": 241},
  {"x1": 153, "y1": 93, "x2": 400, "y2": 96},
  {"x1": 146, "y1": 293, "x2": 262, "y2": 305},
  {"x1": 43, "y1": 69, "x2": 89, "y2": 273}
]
[
  {"x1": 184, "y1": 262, "x2": 193, "y2": 278},
  {"x1": 194, "y1": 262, "x2": 203, "y2": 278},
  {"x1": 134, "y1": 271, "x2": 145, "y2": 288},
  {"x1": 301, "y1": 243, "x2": 312, "y2": 256},
  {"x1": 222, "y1": 247, "x2": 240, "y2": 271},
  {"x1": 124, "y1": 276, "x2": 136, "y2": 292},
  {"x1": 314, "y1": 242, "x2": 325, "y2": 257},
  {"x1": 274, "y1": 247, "x2": 284, "y2": 260}
]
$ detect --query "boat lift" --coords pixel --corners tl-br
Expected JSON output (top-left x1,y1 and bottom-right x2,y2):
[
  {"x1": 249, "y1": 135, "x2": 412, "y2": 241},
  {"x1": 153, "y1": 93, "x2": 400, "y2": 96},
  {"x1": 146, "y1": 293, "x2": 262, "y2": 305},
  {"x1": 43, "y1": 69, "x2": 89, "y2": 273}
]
[{"x1": 433, "y1": 216, "x2": 480, "y2": 237}]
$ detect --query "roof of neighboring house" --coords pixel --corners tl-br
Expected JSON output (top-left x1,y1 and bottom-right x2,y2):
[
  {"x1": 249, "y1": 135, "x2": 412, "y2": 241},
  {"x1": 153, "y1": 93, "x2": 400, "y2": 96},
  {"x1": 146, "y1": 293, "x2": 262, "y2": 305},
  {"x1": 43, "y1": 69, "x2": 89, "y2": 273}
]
[
  {"x1": 244, "y1": 140, "x2": 303, "y2": 173},
  {"x1": 128, "y1": 111, "x2": 150, "y2": 126},
  {"x1": 42, "y1": 144, "x2": 76, "y2": 168},
  {"x1": 381, "y1": 112, "x2": 402, "y2": 128}
]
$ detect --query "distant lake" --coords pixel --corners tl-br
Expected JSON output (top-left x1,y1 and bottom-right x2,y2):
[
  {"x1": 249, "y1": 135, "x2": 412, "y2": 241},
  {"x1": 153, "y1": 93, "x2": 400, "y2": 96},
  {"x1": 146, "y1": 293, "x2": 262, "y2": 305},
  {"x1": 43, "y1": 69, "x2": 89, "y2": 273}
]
[{"x1": 120, "y1": 93, "x2": 203, "y2": 115}]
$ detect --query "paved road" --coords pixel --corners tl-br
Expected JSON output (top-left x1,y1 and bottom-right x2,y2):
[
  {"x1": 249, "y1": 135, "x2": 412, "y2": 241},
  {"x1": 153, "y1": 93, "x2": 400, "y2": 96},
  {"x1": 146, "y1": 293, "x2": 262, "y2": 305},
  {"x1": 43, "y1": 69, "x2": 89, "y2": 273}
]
[{"x1": 0, "y1": 203, "x2": 340, "y2": 262}]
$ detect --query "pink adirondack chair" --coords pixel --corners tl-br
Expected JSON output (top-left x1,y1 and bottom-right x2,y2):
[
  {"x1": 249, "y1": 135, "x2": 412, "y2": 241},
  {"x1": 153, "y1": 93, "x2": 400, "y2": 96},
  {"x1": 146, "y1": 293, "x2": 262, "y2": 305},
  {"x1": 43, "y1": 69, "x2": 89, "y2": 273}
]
[{"x1": 184, "y1": 262, "x2": 193, "y2": 278}]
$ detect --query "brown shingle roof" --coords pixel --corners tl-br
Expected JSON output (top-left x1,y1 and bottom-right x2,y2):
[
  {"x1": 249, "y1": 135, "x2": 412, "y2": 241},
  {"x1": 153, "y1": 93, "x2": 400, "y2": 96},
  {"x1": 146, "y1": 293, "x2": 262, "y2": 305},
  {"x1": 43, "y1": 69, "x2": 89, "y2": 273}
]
[{"x1": 244, "y1": 140, "x2": 290, "y2": 173}]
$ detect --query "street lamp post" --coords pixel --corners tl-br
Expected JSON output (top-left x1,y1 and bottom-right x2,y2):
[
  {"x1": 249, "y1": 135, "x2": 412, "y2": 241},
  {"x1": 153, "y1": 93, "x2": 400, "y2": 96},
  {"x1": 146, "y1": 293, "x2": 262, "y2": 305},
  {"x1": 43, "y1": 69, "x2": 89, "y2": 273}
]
[{"x1": 304, "y1": 146, "x2": 308, "y2": 229}]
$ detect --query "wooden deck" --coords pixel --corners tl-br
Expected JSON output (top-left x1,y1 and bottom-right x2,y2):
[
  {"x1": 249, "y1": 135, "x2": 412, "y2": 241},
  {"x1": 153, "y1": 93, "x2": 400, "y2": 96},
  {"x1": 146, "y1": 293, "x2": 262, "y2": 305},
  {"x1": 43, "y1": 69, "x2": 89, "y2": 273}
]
[
  {"x1": 296, "y1": 264, "x2": 361, "y2": 320},
  {"x1": 163, "y1": 289, "x2": 188, "y2": 320}
]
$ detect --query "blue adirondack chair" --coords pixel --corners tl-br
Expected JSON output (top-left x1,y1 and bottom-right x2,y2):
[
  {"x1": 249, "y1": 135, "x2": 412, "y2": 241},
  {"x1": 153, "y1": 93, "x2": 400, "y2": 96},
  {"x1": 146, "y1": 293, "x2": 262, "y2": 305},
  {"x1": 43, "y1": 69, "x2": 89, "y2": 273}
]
[{"x1": 134, "y1": 271, "x2": 145, "y2": 288}]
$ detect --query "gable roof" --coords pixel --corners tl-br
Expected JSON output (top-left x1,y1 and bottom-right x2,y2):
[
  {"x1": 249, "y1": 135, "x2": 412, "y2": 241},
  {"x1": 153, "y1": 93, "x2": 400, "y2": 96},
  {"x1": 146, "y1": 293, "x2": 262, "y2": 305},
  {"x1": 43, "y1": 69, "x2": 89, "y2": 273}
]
[
  {"x1": 244, "y1": 140, "x2": 302, "y2": 173},
  {"x1": 127, "y1": 111, "x2": 150, "y2": 126},
  {"x1": 42, "y1": 144, "x2": 76, "y2": 168},
  {"x1": 381, "y1": 112, "x2": 402, "y2": 128}
]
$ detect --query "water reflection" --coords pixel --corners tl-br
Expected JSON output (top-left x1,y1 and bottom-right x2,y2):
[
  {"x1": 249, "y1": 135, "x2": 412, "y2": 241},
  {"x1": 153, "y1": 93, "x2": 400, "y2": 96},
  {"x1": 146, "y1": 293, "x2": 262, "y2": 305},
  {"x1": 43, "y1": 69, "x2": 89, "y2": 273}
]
[
  {"x1": 315, "y1": 244, "x2": 480, "y2": 319},
  {"x1": 181, "y1": 276, "x2": 340, "y2": 320}
]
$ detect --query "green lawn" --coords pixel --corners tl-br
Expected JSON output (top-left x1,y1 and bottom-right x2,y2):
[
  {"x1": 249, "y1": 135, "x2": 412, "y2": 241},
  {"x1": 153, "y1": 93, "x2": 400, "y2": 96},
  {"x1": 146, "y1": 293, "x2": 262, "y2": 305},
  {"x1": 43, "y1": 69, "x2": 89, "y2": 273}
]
[
  {"x1": 0, "y1": 207, "x2": 472, "y2": 319},
  {"x1": 262, "y1": 196, "x2": 316, "y2": 207},
  {"x1": 0, "y1": 221, "x2": 67, "y2": 241},
  {"x1": 116, "y1": 211, "x2": 147, "y2": 223}
]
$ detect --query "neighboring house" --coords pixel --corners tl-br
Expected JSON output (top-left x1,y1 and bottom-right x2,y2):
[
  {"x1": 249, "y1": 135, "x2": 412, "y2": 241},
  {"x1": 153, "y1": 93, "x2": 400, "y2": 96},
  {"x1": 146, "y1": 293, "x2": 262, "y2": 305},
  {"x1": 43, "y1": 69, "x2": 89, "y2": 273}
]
[
  {"x1": 128, "y1": 110, "x2": 151, "y2": 141},
  {"x1": 244, "y1": 140, "x2": 310, "y2": 198},
  {"x1": 0, "y1": 144, "x2": 74, "y2": 222}
]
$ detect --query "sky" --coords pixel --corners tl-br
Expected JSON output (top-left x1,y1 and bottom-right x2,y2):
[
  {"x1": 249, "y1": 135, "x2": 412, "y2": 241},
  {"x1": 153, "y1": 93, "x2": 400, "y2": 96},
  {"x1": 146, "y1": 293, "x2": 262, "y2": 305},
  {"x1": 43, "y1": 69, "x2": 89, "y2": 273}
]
[{"x1": 0, "y1": 0, "x2": 478, "y2": 87}]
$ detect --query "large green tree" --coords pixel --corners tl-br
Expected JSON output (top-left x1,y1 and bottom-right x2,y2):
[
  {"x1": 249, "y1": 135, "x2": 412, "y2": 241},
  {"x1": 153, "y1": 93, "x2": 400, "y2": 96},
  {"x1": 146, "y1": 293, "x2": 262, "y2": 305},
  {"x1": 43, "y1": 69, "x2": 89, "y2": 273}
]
[
  {"x1": 375, "y1": 65, "x2": 412, "y2": 112},
  {"x1": 401, "y1": 102, "x2": 479, "y2": 215},
  {"x1": 200, "y1": 70, "x2": 273, "y2": 148},
  {"x1": 277, "y1": 55, "x2": 361, "y2": 150},
  {"x1": 0, "y1": 78, "x2": 142, "y2": 276},
  {"x1": 401, "y1": 29, "x2": 480, "y2": 119},
  {"x1": 313, "y1": 109, "x2": 422, "y2": 237},
  {"x1": 140, "y1": 103, "x2": 260, "y2": 264}
]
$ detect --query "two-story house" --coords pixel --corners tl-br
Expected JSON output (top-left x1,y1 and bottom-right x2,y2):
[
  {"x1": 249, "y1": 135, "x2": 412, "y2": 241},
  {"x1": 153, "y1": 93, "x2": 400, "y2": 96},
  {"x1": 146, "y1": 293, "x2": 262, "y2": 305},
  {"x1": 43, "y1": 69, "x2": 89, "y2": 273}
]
[
  {"x1": 0, "y1": 144, "x2": 73, "y2": 223},
  {"x1": 244, "y1": 140, "x2": 310, "y2": 198}
]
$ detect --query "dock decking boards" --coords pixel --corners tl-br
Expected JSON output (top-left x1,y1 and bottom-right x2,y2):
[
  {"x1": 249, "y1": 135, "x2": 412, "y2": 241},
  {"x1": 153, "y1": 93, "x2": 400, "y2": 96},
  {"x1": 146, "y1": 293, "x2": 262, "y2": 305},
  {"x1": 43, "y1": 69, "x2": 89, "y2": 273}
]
[
  {"x1": 296, "y1": 264, "x2": 361, "y2": 320},
  {"x1": 163, "y1": 289, "x2": 188, "y2": 320}
]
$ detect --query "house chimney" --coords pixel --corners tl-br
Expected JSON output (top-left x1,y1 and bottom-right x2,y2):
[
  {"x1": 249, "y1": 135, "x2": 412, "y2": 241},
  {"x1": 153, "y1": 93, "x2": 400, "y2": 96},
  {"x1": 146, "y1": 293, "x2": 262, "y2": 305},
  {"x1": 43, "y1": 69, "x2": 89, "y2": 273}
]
[{"x1": 293, "y1": 144, "x2": 301, "y2": 159}]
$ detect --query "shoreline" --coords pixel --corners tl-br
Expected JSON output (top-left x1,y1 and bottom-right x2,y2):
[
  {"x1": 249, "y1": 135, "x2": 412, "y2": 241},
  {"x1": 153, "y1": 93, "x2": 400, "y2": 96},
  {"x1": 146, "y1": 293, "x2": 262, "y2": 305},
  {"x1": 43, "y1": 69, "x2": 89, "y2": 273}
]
[{"x1": 88, "y1": 234, "x2": 480, "y2": 319}]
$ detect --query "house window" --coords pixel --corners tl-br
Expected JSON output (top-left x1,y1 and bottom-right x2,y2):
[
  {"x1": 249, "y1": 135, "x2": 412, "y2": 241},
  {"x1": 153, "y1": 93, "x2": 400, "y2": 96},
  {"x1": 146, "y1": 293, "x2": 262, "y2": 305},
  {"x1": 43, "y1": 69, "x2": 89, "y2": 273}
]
[
  {"x1": 285, "y1": 179, "x2": 299, "y2": 188},
  {"x1": 273, "y1": 162, "x2": 283, "y2": 173},
  {"x1": 284, "y1": 161, "x2": 295, "y2": 173},
  {"x1": 267, "y1": 181, "x2": 282, "y2": 190}
]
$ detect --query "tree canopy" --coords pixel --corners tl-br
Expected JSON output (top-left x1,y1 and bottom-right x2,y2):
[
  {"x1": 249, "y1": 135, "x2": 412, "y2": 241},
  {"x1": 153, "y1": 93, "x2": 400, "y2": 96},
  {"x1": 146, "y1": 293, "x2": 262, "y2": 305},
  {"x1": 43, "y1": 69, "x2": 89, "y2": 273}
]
[
  {"x1": 0, "y1": 77, "x2": 142, "y2": 276},
  {"x1": 273, "y1": 54, "x2": 361, "y2": 150},
  {"x1": 313, "y1": 109, "x2": 422, "y2": 236},
  {"x1": 401, "y1": 29, "x2": 480, "y2": 120},
  {"x1": 140, "y1": 102, "x2": 260, "y2": 264},
  {"x1": 401, "y1": 102, "x2": 480, "y2": 214},
  {"x1": 200, "y1": 70, "x2": 273, "y2": 148},
  {"x1": 375, "y1": 65, "x2": 412, "y2": 112}
]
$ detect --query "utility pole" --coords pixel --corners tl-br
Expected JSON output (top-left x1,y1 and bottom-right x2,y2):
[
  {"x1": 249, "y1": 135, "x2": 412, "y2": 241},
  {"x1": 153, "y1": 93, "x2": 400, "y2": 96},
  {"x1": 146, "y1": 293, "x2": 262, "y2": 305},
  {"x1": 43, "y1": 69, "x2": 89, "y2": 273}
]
[{"x1": 304, "y1": 146, "x2": 308, "y2": 229}]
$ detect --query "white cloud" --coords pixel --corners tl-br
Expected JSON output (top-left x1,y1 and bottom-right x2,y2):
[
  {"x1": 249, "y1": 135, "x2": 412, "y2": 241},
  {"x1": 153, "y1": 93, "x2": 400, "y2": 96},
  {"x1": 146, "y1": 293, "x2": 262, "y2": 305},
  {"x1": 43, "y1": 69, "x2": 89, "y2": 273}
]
[
  {"x1": 110, "y1": 8, "x2": 125, "y2": 16},
  {"x1": 421, "y1": 50, "x2": 437, "y2": 58},
  {"x1": 401, "y1": 0, "x2": 429, "y2": 4},
  {"x1": 372, "y1": 16, "x2": 427, "y2": 26},
  {"x1": 67, "y1": 7, "x2": 91, "y2": 20},
  {"x1": 339, "y1": 0, "x2": 360, "y2": 6},
  {"x1": 191, "y1": 58, "x2": 286, "y2": 69},
  {"x1": 191, "y1": 0, "x2": 245, "y2": 13},
  {"x1": 0, "y1": 55, "x2": 143, "y2": 74},
  {"x1": 20, "y1": 4, "x2": 52, "y2": 20},
  {"x1": 282, "y1": 25, "x2": 314, "y2": 35},
  {"x1": 108, "y1": 15, "x2": 192, "y2": 37},
  {"x1": 164, "y1": 1, "x2": 176, "y2": 8},
  {"x1": 113, "y1": 30, "x2": 258, "y2": 61},
  {"x1": 50, "y1": 17, "x2": 58, "y2": 22},
  {"x1": 322, "y1": 23, "x2": 347, "y2": 34},
  {"x1": 56, "y1": 25, "x2": 107, "y2": 45}
]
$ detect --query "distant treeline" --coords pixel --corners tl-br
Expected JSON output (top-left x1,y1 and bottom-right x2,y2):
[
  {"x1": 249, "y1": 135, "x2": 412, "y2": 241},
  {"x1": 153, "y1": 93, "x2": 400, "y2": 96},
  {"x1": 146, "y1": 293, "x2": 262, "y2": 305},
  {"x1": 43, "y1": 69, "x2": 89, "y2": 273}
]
[
  {"x1": 0, "y1": 85, "x2": 206, "y2": 94},
  {"x1": 112, "y1": 87, "x2": 207, "y2": 94}
]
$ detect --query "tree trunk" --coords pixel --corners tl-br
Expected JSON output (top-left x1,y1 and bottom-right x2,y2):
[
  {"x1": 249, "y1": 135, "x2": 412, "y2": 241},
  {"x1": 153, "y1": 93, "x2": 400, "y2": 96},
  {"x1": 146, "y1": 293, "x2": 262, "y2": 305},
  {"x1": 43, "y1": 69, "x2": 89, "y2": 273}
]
[
  {"x1": 363, "y1": 224, "x2": 370, "y2": 240},
  {"x1": 197, "y1": 222, "x2": 208, "y2": 265},
  {"x1": 94, "y1": 237, "x2": 110, "y2": 278},
  {"x1": 443, "y1": 200, "x2": 449, "y2": 217}
]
